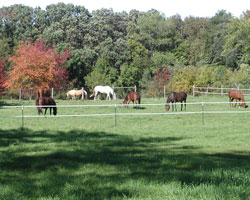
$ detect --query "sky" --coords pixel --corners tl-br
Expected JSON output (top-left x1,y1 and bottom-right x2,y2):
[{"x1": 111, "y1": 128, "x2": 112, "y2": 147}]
[{"x1": 0, "y1": 0, "x2": 249, "y2": 18}]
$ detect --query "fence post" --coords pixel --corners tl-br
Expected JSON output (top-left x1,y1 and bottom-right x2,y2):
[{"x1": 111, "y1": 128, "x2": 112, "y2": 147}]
[
  {"x1": 52, "y1": 88, "x2": 54, "y2": 99},
  {"x1": 134, "y1": 85, "x2": 137, "y2": 92},
  {"x1": 114, "y1": 104, "x2": 117, "y2": 126},
  {"x1": 193, "y1": 85, "x2": 195, "y2": 97},
  {"x1": 19, "y1": 89, "x2": 22, "y2": 101},
  {"x1": 21, "y1": 105, "x2": 24, "y2": 129},
  {"x1": 202, "y1": 102, "x2": 204, "y2": 125},
  {"x1": 164, "y1": 85, "x2": 166, "y2": 99},
  {"x1": 81, "y1": 87, "x2": 84, "y2": 100},
  {"x1": 221, "y1": 85, "x2": 223, "y2": 96},
  {"x1": 206, "y1": 85, "x2": 209, "y2": 96}
]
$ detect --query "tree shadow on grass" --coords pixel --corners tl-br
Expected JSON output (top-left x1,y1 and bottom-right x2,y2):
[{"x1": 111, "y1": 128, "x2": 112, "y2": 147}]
[
  {"x1": 0, "y1": 128, "x2": 250, "y2": 199},
  {"x1": 0, "y1": 100, "x2": 21, "y2": 107}
]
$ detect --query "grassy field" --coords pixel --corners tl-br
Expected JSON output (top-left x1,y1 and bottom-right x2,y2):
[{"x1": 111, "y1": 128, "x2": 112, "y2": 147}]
[{"x1": 0, "y1": 95, "x2": 250, "y2": 199}]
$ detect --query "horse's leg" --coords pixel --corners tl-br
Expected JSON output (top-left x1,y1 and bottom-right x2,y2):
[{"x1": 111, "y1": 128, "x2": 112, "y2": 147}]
[
  {"x1": 181, "y1": 101, "x2": 183, "y2": 111},
  {"x1": 44, "y1": 108, "x2": 47, "y2": 115}
]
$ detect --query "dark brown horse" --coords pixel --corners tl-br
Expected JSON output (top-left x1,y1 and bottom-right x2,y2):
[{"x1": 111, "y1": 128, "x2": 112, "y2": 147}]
[
  {"x1": 37, "y1": 88, "x2": 51, "y2": 98},
  {"x1": 36, "y1": 97, "x2": 57, "y2": 115},
  {"x1": 165, "y1": 92, "x2": 187, "y2": 111},
  {"x1": 228, "y1": 90, "x2": 246, "y2": 108},
  {"x1": 123, "y1": 91, "x2": 141, "y2": 108}
]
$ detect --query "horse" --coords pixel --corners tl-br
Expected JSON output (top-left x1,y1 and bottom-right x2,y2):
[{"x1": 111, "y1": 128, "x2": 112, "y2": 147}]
[
  {"x1": 123, "y1": 91, "x2": 141, "y2": 108},
  {"x1": 90, "y1": 86, "x2": 116, "y2": 100},
  {"x1": 165, "y1": 92, "x2": 187, "y2": 111},
  {"x1": 37, "y1": 88, "x2": 51, "y2": 98},
  {"x1": 66, "y1": 89, "x2": 87, "y2": 100},
  {"x1": 36, "y1": 97, "x2": 57, "y2": 115},
  {"x1": 228, "y1": 90, "x2": 246, "y2": 108}
]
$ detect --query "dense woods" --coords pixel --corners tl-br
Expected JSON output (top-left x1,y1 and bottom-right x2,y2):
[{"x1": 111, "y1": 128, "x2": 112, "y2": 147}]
[{"x1": 0, "y1": 3, "x2": 249, "y2": 96}]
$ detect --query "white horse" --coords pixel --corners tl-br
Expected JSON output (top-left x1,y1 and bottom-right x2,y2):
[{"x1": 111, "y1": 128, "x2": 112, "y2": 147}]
[
  {"x1": 90, "y1": 86, "x2": 116, "y2": 100},
  {"x1": 66, "y1": 89, "x2": 87, "y2": 100}
]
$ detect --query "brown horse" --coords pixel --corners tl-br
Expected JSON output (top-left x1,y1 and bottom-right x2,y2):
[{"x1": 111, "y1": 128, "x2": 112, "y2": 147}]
[
  {"x1": 36, "y1": 97, "x2": 57, "y2": 115},
  {"x1": 37, "y1": 88, "x2": 51, "y2": 98},
  {"x1": 123, "y1": 91, "x2": 141, "y2": 108},
  {"x1": 228, "y1": 90, "x2": 246, "y2": 108},
  {"x1": 165, "y1": 92, "x2": 187, "y2": 111}
]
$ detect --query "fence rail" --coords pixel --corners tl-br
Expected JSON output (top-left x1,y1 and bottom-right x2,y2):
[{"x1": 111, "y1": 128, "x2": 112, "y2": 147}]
[
  {"x1": 193, "y1": 85, "x2": 250, "y2": 97},
  {"x1": 1, "y1": 102, "x2": 250, "y2": 128}
]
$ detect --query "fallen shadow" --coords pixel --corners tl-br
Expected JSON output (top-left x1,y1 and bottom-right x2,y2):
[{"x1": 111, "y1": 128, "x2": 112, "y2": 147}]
[{"x1": 0, "y1": 128, "x2": 250, "y2": 199}]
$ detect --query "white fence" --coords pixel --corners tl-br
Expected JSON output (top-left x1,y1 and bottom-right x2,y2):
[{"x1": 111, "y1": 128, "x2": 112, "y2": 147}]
[
  {"x1": 193, "y1": 85, "x2": 250, "y2": 97},
  {"x1": 1, "y1": 102, "x2": 250, "y2": 128}
]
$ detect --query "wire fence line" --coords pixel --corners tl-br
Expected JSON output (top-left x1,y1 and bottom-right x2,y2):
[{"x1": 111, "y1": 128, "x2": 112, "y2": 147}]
[
  {"x1": 1, "y1": 101, "x2": 250, "y2": 119},
  {"x1": 1, "y1": 101, "x2": 250, "y2": 109}
]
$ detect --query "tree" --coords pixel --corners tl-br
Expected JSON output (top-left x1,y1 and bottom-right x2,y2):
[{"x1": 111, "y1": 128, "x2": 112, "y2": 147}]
[
  {"x1": 4, "y1": 40, "x2": 70, "y2": 89},
  {"x1": 222, "y1": 17, "x2": 250, "y2": 68},
  {"x1": 0, "y1": 59, "x2": 6, "y2": 90},
  {"x1": 153, "y1": 66, "x2": 172, "y2": 96}
]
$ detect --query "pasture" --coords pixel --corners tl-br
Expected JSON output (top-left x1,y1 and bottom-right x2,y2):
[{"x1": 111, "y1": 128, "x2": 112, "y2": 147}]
[{"x1": 0, "y1": 95, "x2": 250, "y2": 200}]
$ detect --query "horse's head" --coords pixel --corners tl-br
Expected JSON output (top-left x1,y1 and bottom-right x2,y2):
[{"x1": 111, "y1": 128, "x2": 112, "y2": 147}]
[
  {"x1": 66, "y1": 92, "x2": 69, "y2": 97},
  {"x1": 123, "y1": 96, "x2": 128, "y2": 108},
  {"x1": 53, "y1": 107, "x2": 57, "y2": 115},
  {"x1": 165, "y1": 103, "x2": 170, "y2": 111}
]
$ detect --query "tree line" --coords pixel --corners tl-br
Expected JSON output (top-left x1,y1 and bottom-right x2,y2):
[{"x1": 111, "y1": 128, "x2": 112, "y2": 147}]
[{"x1": 0, "y1": 3, "x2": 249, "y2": 97}]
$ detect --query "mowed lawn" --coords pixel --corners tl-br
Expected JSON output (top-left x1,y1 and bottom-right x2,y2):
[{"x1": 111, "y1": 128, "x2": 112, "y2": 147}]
[{"x1": 0, "y1": 95, "x2": 250, "y2": 200}]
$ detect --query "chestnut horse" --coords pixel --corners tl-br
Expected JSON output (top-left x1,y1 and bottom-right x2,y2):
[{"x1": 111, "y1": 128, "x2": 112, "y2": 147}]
[
  {"x1": 165, "y1": 92, "x2": 187, "y2": 111},
  {"x1": 37, "y1": 88, "x2": 51, "y2": 98},
  {"x1": 123, "y1": 91, "x2": 141, "y2": 108},
  {"x1": 36, "y1": 97, "x2": 57, "y2": 115},
  {"x1": 228, "y1": 90, "x2": 246, "y2": 108}
]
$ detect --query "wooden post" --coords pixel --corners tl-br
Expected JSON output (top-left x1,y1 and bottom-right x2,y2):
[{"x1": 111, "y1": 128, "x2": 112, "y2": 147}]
[
  {"x1": 206, "y1": 85, "x2": 209, "y2": 96},
  {"x1": 52, "y1": 88, "x2": 54, "y2": 99},
  {"x1": 21, "y1": 105, "x2": 24, "y2": 129},
  {"x1": 221, "y1": 85, "x2": 223, "y2": 96},
  {"x1": 81, "y1": 87, "x2": 84, "y2": 100},
  {"x1": 193, "y1": 85, "x2": 195, "y2": 97},
  {"x1": 164, "y1": 85, "x2": 166, "y2": 99},
  {"x1": 202, "y1": 102, "x2": 204, "y2": 125},
  {"x1": 134, "y1": 85, "x2": 137, "y2": 92},
  {"x1": 19, "y1": 89, "x2": 22, "y2": 101}
]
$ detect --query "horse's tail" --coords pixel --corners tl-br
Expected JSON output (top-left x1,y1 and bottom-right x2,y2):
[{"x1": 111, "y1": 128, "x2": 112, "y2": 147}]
[
  {"x1": 82, "y1": 90, "x2": 88, "y2": 99},
  {"x1": 137, "y1": 92, "x2": 141, "y2": 105}
]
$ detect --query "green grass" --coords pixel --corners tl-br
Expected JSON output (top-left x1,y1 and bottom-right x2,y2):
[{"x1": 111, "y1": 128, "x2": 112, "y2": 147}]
[{"x1": 0, "y1": 95, "x2": 250, "y2": 199}]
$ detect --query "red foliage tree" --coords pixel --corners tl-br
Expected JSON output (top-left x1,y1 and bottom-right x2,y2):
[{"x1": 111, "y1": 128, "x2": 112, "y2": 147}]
[
  {"x1": 153, "y1": 66, "x2": 172, "y2": 95},
  {"x1": 4, "y1": 40, "x2": 70, "y2": 89},
  {"x1": 0, "y1": 59, "x2": 6, "y2": 91}
]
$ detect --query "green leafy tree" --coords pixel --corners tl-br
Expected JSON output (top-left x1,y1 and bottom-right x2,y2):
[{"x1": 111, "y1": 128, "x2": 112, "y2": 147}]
[
  {"x1": 206, "y1": 10, "x2": 232, "y2": 64},
  {"x1": 222, "y1": 17, "x2": 250, "y2": 68}
]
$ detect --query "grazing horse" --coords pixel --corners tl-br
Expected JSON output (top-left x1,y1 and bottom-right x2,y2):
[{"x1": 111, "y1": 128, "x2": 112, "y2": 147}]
[
  {"x1": 66, "y1": 89, "x2": 87, "y2": 100},
  {"x1": 165, "y1": 92, "x2": 187, "y2": 111},
  {"x1": 90, "y1": 86, "x2": 116, "y2": 100},
  {"x1": 36, "y1": 97, "x2": 57, "y2": 115},
  {"x1": 123, "y1": 91, "x2": 141, "y2": 108},
  {"x1": 228, "y1": 90, "x2": 246, "y2": 108},
  {"x1": 37, "y1": 88, "x2": 51, "y2": 98}
]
